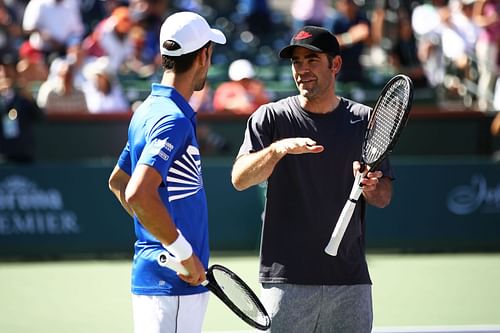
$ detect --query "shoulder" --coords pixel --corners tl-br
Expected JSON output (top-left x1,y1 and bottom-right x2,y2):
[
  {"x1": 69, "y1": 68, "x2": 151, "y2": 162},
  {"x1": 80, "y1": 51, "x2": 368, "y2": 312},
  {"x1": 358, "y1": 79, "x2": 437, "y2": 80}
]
[
  {"x1": 153, "y1": 103, "x2": 191, "y2": 131},
  {"x1": 253, "y1": 96, "x2": 299, "y2": 115},
  {"x1": 247, "y1": 96, "x2": 298, "y2": 125},
  {"x1": 340, "y1": 97, "x2": 371, "y2": 119}
]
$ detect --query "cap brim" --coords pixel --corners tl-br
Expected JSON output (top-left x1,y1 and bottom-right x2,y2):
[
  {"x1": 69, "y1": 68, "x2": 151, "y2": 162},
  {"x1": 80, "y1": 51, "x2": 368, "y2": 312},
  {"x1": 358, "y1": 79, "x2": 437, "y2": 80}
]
[
  {"x1": 279, "y1": 44, "x2": 324, "y2": 58},
  {"x1": 210, "y1": 29, "x2": 226, "y2": 45}
]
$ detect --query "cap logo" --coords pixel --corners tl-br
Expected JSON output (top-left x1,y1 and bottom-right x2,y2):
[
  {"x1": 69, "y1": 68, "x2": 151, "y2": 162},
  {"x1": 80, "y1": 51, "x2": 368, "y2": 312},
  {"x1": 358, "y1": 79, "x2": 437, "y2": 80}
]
[{"x1": 294, "y1": 31, "x2": 312, "y2": 40}]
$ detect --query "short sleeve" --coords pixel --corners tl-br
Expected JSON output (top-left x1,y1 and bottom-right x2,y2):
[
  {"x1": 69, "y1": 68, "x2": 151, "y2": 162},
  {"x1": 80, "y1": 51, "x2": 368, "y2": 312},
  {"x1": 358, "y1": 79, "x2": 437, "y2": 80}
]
[
  {"x1": 117, "y1": 142, "x2": 131, "y2": 175},
  {"x1": 378, "y1": 157, "x2": 395, "y2": 181},
  {"x1": 137, "y1": 116, "x2": 190, "y2": 181},
  {"x1": 236, "y1": 105, "x2": 274, "y2": 158}
]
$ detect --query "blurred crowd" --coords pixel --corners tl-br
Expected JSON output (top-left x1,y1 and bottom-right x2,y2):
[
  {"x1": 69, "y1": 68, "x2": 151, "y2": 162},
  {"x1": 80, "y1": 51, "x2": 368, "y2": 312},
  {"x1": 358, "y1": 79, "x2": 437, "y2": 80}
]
[
  {"x1": 0, "y1": 0, "x2": 498, "y2": 112},
  {"x1": 0, "y1": 0, "x2": 499, "y2": 163}
]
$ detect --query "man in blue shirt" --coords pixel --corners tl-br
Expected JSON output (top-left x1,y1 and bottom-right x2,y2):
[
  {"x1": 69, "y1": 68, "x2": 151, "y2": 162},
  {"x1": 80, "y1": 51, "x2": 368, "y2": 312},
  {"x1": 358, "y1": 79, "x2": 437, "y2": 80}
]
[{"x1": 108, "y1": 11, "x2": 226, "y2": 333}]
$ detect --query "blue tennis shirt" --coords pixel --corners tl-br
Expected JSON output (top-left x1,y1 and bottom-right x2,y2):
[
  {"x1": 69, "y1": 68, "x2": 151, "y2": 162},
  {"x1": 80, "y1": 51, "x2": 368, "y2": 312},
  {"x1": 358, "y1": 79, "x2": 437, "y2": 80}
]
[{"x1": 118, "y1": 83, "x2": 209, "y2": 296}]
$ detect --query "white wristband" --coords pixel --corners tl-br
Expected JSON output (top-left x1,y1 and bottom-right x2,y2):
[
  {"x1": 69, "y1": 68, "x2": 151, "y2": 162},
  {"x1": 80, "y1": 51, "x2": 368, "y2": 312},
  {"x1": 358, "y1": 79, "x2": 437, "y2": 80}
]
[{"x1": 163, "y1": 231, "x2": 193, "y2": 261}]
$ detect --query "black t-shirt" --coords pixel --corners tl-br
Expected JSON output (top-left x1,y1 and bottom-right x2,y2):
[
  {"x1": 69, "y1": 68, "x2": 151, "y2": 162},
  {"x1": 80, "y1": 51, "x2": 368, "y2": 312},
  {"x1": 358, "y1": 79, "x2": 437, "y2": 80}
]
[{"x1": 237, "y1": 96, "x2": 393, "y2": 285}]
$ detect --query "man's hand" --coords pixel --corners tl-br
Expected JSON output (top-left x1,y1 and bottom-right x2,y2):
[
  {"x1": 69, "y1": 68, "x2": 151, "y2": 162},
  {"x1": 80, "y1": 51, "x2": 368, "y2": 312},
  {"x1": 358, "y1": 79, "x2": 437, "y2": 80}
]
[
  {"x1": 271, "y1": 137, "x2": 324, "y2": 156},
  {"x1": 353, "y1": 161, "x2": 392, "y2": 208},
  {"x1": 178, "y1": 254, "x2": 207, "y2": 286},
  {"x1": 353, "y1": 161, "x2": 383, "y2": 193}
]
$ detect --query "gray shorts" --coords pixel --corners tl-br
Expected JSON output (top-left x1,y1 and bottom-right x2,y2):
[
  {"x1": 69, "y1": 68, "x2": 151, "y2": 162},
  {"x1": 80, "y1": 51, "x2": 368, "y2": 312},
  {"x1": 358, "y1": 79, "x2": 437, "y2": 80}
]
[{"x1": 260, "y1": 283, "x2": 372, "y2": 333}]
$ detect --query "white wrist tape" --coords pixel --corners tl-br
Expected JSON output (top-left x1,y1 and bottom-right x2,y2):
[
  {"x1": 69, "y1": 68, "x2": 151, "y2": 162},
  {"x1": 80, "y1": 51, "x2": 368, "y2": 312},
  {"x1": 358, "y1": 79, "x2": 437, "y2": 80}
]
[{"x1": 163, "y1": 231, "x2": 193, "y2": 261}]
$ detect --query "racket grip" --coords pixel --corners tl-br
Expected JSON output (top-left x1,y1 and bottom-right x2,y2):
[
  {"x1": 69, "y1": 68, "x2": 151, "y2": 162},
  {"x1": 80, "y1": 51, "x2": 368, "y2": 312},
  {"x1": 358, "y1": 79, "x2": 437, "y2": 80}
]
[
  {"x1": 157, "y1": 251, "x2": 189, "y2": 275},
  {"x1": 324, "y1": 200, "x2": 357, "y2": 256}
]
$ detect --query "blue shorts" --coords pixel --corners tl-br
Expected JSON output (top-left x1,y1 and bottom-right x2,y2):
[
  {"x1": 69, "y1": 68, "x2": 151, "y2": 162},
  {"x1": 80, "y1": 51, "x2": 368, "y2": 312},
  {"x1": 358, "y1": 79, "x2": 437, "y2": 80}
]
[{"x1": 261, "y1": 283, "x2": 372, "y2": 333}]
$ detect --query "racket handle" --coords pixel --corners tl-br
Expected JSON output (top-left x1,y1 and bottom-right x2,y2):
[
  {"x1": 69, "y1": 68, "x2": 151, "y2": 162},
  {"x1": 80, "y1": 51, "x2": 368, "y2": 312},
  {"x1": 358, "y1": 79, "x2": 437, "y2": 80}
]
[
  {"x1": 157, "y1": 251, "x2": 189, "y2": 275},
  {"x1": 325, "y1": 172, "x2": 364, "y2": 256},
  {"x1": 324, "y1": 200, "x2": 357, "y2": 256}
]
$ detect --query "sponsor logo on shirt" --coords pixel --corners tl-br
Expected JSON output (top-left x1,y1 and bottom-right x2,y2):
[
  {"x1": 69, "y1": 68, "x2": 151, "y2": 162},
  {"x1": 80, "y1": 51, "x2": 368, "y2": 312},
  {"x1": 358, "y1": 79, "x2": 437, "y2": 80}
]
[
  {"x1": 166, "y1": 145, "x2": 203, "y2": 202},
  {"x1": 349, "y1": 118, "x2": 364, "y2": 124},
  {"x1": 151, "y1": 138, "x2": 175, "y2": 161}
]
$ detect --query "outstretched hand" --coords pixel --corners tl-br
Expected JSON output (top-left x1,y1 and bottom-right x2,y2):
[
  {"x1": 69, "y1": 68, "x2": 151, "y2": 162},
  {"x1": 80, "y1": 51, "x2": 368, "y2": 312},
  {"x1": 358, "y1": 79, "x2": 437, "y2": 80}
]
[{"x1": 271, "y1": 138, "x2": 324, "y2": 157}]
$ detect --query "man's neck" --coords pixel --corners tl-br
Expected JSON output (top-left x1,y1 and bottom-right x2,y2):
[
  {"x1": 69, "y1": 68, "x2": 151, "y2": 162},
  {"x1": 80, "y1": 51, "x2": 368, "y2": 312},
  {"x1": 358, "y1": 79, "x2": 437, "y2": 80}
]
[
  {"x1": 160, "y1": 72, "x2": 195, "y2": 103},
  {"x1": 299, "y1": 94, "x2": 341, "y2": 114}
]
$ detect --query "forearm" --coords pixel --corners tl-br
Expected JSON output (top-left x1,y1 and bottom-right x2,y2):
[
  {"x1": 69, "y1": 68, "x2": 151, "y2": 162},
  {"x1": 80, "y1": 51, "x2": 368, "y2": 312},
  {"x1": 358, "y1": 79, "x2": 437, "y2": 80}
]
[
  {"x1": 337, "y1": 23, "x2": 370, "y2": 47},
  {"x1": 111, "y1": 187, "x2": 134, "y2": 217},
  {"x1": 128, "y1": 191, "x2": 179, "y2": 245},
  {"x1": 363, "y1": 176, "x2": 392, "y2": 208},
  {"x1": 232, "y1": 137, "x2": 324, "y2": 191},
  {"x1": 231, "y1": 145, "x2": 284, "y2": 191},
  {"x1": 108, "y1": 165, "x2": 134, "y2": 217}
]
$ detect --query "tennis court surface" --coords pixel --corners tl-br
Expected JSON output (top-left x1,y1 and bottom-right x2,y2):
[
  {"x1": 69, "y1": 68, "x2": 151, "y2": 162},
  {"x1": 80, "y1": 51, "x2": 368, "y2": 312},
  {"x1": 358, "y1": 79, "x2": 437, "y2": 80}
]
[
  {"x1": 1, "y1": 254, "x2": 499, "y2": 333},
  {"x1": 203, "y1": 326, "x2": 500, "y2": 332}
]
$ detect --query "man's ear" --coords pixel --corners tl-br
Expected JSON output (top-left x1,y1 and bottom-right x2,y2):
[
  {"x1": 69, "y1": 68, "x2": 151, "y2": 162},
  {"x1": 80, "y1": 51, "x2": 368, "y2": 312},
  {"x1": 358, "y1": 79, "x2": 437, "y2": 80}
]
[
  {"x1": 333, "y1": 55, "x2": 342, "y2": 74},
  {"x1": 199, "y1": 45, "x2": 211, "y2": 67}
]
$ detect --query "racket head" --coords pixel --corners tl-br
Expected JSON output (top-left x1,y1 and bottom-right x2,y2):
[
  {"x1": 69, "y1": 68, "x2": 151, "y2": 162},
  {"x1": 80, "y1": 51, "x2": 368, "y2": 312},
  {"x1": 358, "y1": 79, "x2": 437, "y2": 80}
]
[
  {"x1": 362, "y1": 74, "x2": 413, "y2": 169},
  {"x1": 206, "y1": 264, "x2": 271, "y2": 331}
]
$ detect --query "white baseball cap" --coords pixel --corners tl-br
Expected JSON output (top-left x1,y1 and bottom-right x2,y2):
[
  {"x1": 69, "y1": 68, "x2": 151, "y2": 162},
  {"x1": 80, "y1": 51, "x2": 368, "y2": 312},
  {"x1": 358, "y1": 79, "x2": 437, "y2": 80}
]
[
  {"x1": 159, "y1": 11, "x2": 226, "y2": 56},
  {"x1": 228, "y1": 59, "x2": 255, "y2": 81}
]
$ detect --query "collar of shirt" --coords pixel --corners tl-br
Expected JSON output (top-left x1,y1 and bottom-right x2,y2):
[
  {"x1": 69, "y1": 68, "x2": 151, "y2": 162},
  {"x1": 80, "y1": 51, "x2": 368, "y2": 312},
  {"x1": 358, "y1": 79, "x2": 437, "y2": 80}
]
[{"x1": 150, "y1": 83, "x2": 196, "y2": 125}]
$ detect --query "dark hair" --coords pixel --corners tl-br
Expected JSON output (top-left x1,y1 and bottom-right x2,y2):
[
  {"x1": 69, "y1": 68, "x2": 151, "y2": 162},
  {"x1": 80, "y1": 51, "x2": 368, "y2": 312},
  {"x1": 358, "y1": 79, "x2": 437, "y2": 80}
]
[
  {"x1": 161, "y1": 40, "x2": 212, "y2": 73},
  {"x1": 326, "y1": 54, "x2": 334, "y2": 69}
]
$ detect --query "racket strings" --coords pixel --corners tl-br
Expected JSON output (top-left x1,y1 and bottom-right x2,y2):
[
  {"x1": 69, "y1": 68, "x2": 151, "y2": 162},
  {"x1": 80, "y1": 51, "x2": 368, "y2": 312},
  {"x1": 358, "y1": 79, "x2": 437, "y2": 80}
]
[
  {"x1": 211, "y1": 268, "x2": 270, "y2": 326},
  {"x1": 364, "y1": 79, "x2": 410, "y2": 164}
]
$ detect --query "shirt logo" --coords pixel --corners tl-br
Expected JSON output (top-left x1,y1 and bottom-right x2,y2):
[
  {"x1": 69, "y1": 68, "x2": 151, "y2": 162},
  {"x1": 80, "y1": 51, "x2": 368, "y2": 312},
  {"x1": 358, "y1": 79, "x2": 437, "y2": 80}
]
[
  {"x1": 151, "y1": 138, "x2": 174, "y2": 161},
  {"x1": 166, "y1": 145, "x2": 202, "y2": 202},
  {"x1": 350, "y1": 117, "x2": 364, "y2": 124},
  {"x1": 294, "y1": 31, "x2": 312, "y2": 40}
]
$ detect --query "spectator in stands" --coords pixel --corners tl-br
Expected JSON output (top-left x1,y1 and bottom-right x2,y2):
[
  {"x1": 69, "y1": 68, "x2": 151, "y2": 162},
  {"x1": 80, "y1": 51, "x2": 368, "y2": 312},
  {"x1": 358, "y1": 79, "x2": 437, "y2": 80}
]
[
  {"x1": 329, "y1": 0, "x2": 371, "y2": 84},
  {"x1": 79, "y1": 0, "x2": 125, "y2": 37},
  {"x1": 36, "y1": 57, "x2": 88, "y2": 113},
  {"x1": 213, "y1": 58, "x2": 271, "y2": 115},
  {"x1": 473, "y1": 0, "x2": 500, "y2": 111},
  {"x1": 82, "y1": 5, "x2": 135, "y2": 75},
  {"x1": 371, "y1": 0, "x2": 428, "y2": 87},
  {"x1": 5, "y1": 0, "x2": 27, "y2": 23},
  {"x1": 22, "y1": 0, "x2": 85, "y2": 62},
  {"x1": 16, "y1": 40, "x2": 49, "y2": 91},
  {"x1": 0, "y1": 53, "x2": 44, "y2": 164},
  {"x1": 238, "y1": 0, "x2": 272, "y2": 35},
  {"x1": 442, "y1": 0, "x2": 481, "y2": 70},
  {"x1": 412, "y1": 0, "x2": 447, "y2": 88},
  {"x1": 433, "y1": 0, "x2": 481, "y2": 103},
  {"x1": 81, "y1": 56, "x2": 130, "y2": 113},
  {"x1": 128, "y1": 0, "x2": 169, "y2": 68},
  {"x1": 290, "y1": 0, "x2": 330, "y2": 31},
  {"x1": 0, "y1": 0, "x2": 23, "y2": 58}
]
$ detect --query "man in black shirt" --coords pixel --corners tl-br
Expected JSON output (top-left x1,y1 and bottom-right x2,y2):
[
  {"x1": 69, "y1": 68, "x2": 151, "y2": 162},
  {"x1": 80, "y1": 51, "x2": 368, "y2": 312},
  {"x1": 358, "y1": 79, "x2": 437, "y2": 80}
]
[
  {"x1": 231, "y1": 26, "x2": 394, "y2": 332},
  {"x1": 0, "y1": 55, "x2": 44, "y2": 164}
]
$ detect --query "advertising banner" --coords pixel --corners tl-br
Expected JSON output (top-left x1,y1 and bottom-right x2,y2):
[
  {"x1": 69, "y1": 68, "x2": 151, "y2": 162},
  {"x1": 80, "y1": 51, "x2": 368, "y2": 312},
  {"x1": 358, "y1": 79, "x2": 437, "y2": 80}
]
[
  {"x1": 0, "y1": 164, "x2": 134, "y2": 258},
  {"x1": 0, "y1": 159, "x2": 498, "y2": 258},
  {"x1": 367, "y1": 159, "x2": 500, "y2": 251}
]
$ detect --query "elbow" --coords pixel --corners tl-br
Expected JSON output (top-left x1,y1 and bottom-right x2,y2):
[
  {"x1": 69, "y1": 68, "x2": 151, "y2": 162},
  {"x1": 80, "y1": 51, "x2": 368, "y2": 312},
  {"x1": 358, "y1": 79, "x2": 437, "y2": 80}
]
[
  {"x1": 376, "y1": 190, "x2": 393, "y2": 208},
  {"x1": 377, "y1": 198, "x2": 391, "y2": 209},
  {"x1": 231, "y1": 173, "x2": 247, "y2": 192},
  {"x1": 108, "y1": 175, "x2": 119, "y2": 193},
  {"x1": 124, "y1": 185, "x2": 145, "y2": 210}
]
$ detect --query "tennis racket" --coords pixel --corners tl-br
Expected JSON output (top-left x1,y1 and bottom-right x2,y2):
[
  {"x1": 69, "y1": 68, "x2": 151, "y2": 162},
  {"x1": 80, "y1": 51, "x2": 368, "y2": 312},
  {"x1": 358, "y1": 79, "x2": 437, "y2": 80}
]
[
  {"x1": 157, "y1": 251, "x2": 271, "y2": 331},
  {"x1": 324, "y1": 74, "x2": 414, "y2": 256}
]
